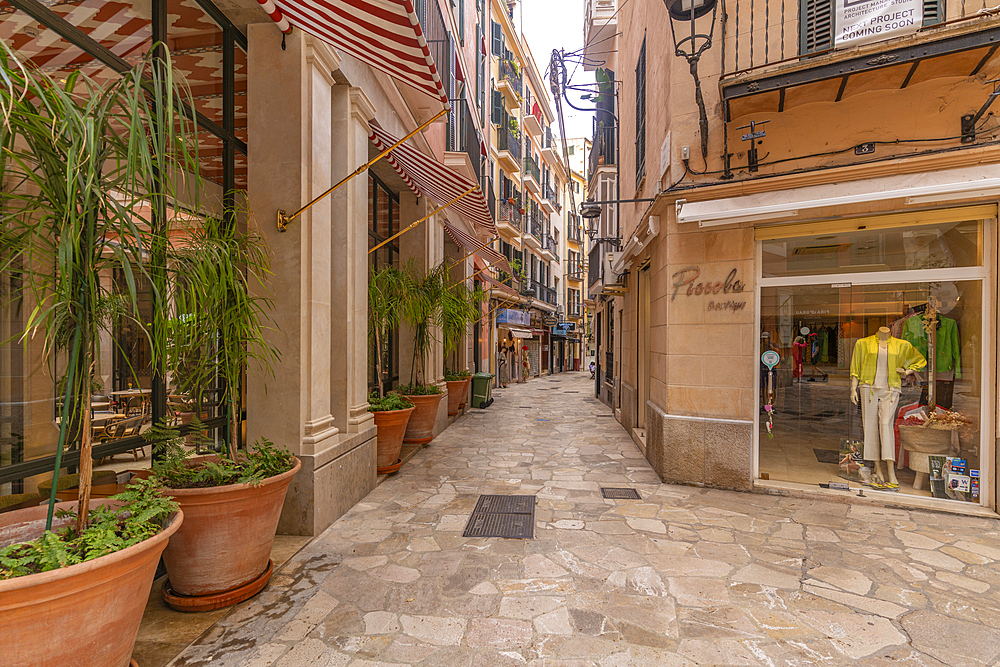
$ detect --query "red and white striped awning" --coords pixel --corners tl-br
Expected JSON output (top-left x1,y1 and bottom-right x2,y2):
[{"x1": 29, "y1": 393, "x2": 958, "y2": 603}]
[
  {"x1": 259, "y1": 0, "x2": 448, "y2": 105},
  {"x1": 442, "y1": 221, "x2": 512, "y2": 276},
  {"x1": 369, "y1": 124, "x2": 498, "y2": 236}
]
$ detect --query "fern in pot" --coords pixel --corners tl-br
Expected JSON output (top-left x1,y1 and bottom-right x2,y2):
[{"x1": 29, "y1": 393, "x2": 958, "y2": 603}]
[{"x1": 0, "y1": 44, "x2": 187, "y2": 667}]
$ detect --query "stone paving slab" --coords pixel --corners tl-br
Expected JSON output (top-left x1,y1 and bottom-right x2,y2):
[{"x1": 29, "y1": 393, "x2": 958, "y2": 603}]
[{"x1": 168, "y1": 372, "x2": 1000, "y2": 667}]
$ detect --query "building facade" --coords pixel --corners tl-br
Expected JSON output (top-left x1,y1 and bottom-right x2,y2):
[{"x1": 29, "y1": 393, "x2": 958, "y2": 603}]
[
  {"x1": 594, "y1": 0, "x2": 1000, "y2": 514},
  {"x1": 0, "y1": 0, "x2": 499, "y2": 534},
  {"x1": 487, "y1": 0, "x2": 571, "y2": 382}
]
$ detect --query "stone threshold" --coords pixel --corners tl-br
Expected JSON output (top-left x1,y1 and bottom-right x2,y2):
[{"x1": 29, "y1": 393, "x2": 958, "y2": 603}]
[{"x1": 755, "y1": 478, "x2": 998, "y2": 518}]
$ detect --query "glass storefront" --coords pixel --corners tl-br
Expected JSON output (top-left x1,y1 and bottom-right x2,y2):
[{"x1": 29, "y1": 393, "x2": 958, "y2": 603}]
[
  {"x1": 757, "y1": 208, "x2": 992, "y2": 507},
  {"x1": 0, "y1": 0, "x2": 248, "y2": 508}
]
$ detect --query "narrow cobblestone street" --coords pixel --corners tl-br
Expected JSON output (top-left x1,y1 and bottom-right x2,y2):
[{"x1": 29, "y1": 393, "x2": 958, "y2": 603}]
[{"x1": 168, "y1": 372, "x2": 1000, "y2": 667}]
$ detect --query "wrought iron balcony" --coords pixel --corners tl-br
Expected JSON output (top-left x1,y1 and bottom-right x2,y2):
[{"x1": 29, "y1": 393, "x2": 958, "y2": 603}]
[{"x1": 589, "y1": 122, "x2": 615, "y2": 178}]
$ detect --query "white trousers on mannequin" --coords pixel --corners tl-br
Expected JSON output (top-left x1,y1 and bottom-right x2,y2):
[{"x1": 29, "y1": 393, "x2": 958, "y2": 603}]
[{"x1": 860, "y1": 384, "x2": 900, "y2": 461}]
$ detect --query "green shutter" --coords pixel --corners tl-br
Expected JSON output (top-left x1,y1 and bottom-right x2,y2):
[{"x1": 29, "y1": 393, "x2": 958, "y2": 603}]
[
  {"x1": 800, "y1": 0, "x2": 834, "y2": 54},
  {"x1": 923, "y1": 0, "x2": 943, "y2": 26},
  {"x1": 492, "y1": 89, "x2": 502, "y2": 125},
  {"x1": 491, "y1": 21, "x2": 502, "y2": 56}
]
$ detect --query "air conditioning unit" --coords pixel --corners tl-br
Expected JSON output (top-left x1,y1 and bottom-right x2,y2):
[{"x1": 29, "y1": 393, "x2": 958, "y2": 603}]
[
  {"x1": 603, "y1": 252, "x2": 623, "y2": 285},
  {"x1": 602, "y1": 252, "x2": 629, "y2": 294}
]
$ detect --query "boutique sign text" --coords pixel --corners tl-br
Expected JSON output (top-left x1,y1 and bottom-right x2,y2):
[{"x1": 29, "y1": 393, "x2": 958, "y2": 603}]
[
  {"x1": 835, "y1": 0, "x2": 921, "y2": 48},
  {"x1": 671, "y1": 266, "x2": 747, "y2": 311}
]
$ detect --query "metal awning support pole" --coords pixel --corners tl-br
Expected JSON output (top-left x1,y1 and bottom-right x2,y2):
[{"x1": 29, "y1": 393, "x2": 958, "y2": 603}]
[
  {"x1": 449, "y1": 236, "x2": 498, "y2": 269},
  {"x1": 369, "y1": 186, "x2": 478, "y2": 255},
  {"x1": 278, "y1": 107, "x2": 448, "y2": 232}
]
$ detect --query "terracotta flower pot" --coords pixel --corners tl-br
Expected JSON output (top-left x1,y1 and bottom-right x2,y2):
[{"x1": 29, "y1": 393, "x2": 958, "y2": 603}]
[
  {"x1": 459, "y1": 376, "x2": 472, "y2": 410},
  {"x1": 373, "y1": 406, "x2": 414, "y2": 474},
  {"x1": 402, "y1": 393, "x2": 445, "y2": 445},
  {"x1": 156, "y1": 457, "x2": 301, "y2": 610},
  {"x1": 445, "y1": 380, "x2": 468, "y2": 416},
  {"x1": 0, "y1": 500, "x2": 182, "y2": 667}
]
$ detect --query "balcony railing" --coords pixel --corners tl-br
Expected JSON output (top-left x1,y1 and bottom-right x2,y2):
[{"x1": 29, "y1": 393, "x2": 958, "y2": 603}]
[
  {"x1": 589, "y1": 122, "x2": 615, "y2": 177},
  {"x1": 526, "y1": 279, "x2": 557, "y2": 305},
  {"x1": 547, "y1": 236, "x2": 559, "y2": 260},
  {"x1": 498, "y1": 200, "x2": 519, "y2": 230},
  {"x1": 500, "y1": 58, "x2": 522, "y2": 96},
  {"x1": 447, "y1": 102, "x2": 482, "y2": 183},
  {"x1": 544, "y1": 183, "x2": 560, "y2": 211},
  {"x1": 524, "y1": 154, "x2": 540, "y2": 184},
  {"x1": 498, "y1": 123, "x2": 522, "y2": 164}
]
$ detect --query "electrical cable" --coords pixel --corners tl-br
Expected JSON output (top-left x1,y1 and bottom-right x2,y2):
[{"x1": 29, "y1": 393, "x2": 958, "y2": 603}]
[{"x1": 684, "y1": 116, "x2": 1000, "y2": 177}]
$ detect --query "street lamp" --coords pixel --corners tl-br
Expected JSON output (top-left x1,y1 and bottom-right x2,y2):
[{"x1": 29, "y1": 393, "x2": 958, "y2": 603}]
[
  {"x1": 579, "y1": 198, "x2": 603, "y2": 240},
  {"x1": 663, "y1": 0, "x2": 718, "y2": 162}
]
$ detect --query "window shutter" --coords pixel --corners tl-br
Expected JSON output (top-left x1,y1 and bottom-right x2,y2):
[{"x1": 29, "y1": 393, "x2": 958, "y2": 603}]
[
  {"x1": 635, "y1": 38, "x2": 646, "y2": 188},
  {"x1": 923, "y1": 0, "x2": 943, "y2": 25},
  {"x1": 491, "y1": 21, "x2": 502, "y2": 56},
  {"x1": 492, "y1": 89, "x2": 502, "y2": 125},
  {"x1": 458, "y1": 0, "x2": 465, "y2": 44},
  {"x1": 800, "y1": 0, "x2": 834, "y2": 54}
]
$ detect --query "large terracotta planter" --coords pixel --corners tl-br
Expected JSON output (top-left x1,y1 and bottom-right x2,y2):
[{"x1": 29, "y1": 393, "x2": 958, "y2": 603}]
[
  {"x1": 445, "y1": 380, "x2": 469, "y2": 416},
  {"x1": 373, "y1": 406, "x2": 414, "y2": 474},
  {"x1": 0, "y1": 500, "x2": 182, "y2": 667},
  {"x1": 156, "y1": 457, "x2": 301, "y2": 611},
  {"x1": 458, "y1": 377, "x2": 471, "y2": 410},
  {"x1": 402, "y1": 393, "x2": 445, "y2": 445}
]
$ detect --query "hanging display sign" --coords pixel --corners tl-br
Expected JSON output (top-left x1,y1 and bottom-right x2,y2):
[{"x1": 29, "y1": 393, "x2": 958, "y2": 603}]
[
  {"x1": 497, "y1": 308, "x2": 530, "y2": 326},
  {"x1": 835, "y1": 0, "x2": 922, "y2": 48}
]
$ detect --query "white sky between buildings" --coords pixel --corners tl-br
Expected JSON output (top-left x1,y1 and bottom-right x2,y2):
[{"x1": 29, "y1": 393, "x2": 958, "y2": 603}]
[{"x1": 519, "y1": 0, "x2": 596, "y2": 144}]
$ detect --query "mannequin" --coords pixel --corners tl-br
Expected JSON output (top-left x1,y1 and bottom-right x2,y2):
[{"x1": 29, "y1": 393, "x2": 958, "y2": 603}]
[{"x1": 850, "y1": 327, "x2": 927, "y2": 486}]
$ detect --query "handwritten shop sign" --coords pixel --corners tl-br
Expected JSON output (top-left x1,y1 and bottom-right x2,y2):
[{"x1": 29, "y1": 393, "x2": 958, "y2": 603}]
[
  {"x1": 836, "y1": 0, "x2": 921, "y2": 48},
  {"x1": 671, "y1": 267, "x2": 747, "y2": 312}
]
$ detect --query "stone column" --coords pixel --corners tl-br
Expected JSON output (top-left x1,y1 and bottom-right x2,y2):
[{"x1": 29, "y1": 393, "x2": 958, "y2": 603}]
[{"x1": 247, "y1": 26, "x2": 376, "y2": 535}]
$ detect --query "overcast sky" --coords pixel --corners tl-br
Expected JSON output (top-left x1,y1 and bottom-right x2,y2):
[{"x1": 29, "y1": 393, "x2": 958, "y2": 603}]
[{"x1": 518, "y1": 0, "x2": 595, "y2": 141}]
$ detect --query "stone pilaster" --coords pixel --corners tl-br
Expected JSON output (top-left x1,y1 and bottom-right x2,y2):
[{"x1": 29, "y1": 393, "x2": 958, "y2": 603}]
[{"x1": 247, "y1": 26, "x2": 376, "y2": 536}]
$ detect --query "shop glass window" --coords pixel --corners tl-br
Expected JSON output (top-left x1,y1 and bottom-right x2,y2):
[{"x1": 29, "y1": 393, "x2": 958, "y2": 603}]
[
  {"x1": 762, "y1": 216, "x2": 982, "y2": 278},
  {"x1": 1, "y1": 0, "x2": 248, "y2": 507},
  {"x1": 758, "y1": 214, "x2": 989, "y2": 506}
]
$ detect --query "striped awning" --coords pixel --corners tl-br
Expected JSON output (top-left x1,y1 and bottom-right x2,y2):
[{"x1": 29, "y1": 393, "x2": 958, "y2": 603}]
[
  {"x1": 259, "y1": 0, "x2": 448, "y2": 105},
  {"x1": 482, "y1": 273, "x2": 518, "y2": 297},
  {"x1": 442, "y1": 221, "x2": 512, "y2": 276},
  {"x1": 369, "y1": 125, "x2": 498, "y2": 236}
]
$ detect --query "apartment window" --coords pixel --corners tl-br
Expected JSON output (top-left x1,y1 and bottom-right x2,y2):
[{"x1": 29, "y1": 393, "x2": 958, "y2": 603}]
[
  {"x1": 635, "y1": 37, "x2": 646, "y2": 189},
  {"x1": 458, "y1": 0, "x2": 465, "y2": 44}
]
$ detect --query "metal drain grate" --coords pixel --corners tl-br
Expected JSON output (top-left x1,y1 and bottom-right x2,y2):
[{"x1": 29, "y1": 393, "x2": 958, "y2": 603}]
[
  {"x1": 463, "y1": 495, "x2": 536, "y2": 538},
  {"x1": 601, "y1": 487, "x2": 642, "y2": 500},
  {"x1": 595, "y1": 414, "x2": 615, "y2": 418}
]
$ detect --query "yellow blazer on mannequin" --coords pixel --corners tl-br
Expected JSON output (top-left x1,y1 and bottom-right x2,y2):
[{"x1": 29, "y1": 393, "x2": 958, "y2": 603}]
[{"x1": 850, "y1": 335, "x2": 926, "y2": 389}]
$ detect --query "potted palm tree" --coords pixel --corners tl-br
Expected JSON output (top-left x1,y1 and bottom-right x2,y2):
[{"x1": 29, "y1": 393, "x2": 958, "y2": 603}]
[
  {"x1": 0, "y1": 45, "x2": 186, "y2": 667},
  {"x1": 395, "y1": 261, "x2": 448, "y2": 445},
  {"x1": 368, "y1": 265, "x2": 414, "y2": 473},
  {"x1": 144, "y1": 214, "x2": 299, "y2": 612},
  {"x1": 442, "y1": 278, "x2": 485, "y2": 416}
]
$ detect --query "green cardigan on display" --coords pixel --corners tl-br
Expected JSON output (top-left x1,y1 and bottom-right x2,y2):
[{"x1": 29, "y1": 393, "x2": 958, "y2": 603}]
[
  {"x1": 850, "y1": 336, "x2": 927, "y2": 389},
  {"x1": 901, "y1": 315, "x2": 962, "y2": 379}
]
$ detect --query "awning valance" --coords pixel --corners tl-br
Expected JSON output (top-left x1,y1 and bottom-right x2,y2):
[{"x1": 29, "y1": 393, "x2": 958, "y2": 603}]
[
  {"x1": 261, "y1": 0, "x2": 448, "y2": 105},
  {"x1": 442, "y1": 221, "x2": 513, "y2": 276},
  {"x1": 370, "y1": 125, "x2": 497, "y2": 235}
]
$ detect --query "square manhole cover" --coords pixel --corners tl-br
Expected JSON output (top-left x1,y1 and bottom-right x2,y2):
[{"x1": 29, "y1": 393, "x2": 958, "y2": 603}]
[
  {"x1": 463, "y1": 495, "x2": 536, "y2": 538},
  {"x1": 601, "y1": 487, "x2": 642, "y2": 500}
]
